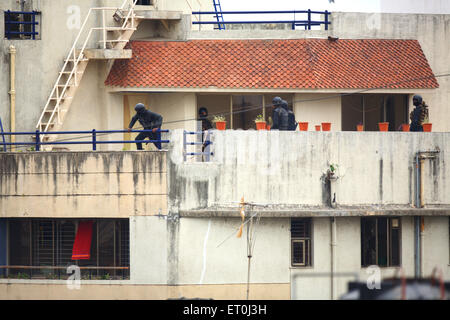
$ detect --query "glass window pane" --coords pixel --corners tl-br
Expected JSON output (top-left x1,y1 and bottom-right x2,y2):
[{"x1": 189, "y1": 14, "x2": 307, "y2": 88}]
[
  {"x1": 9, "y1": 219, "x2": 31, "y2": 266},
  {"x1": 292, "y1": 240, "x2": 305, "y2": 265},
  {"x1": 361, "y1": 218, "x2": 377, "y2": 266},
  {"x1": 377, "y1": 218, "x2": 388, "y2": 267}
]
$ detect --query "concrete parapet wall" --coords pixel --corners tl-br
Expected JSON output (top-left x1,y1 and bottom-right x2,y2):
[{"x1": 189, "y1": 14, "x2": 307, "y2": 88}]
[
  {"x1": 168, "y1": 130, "x2": 450, "y2": 214},
  {"x1": 0, "y1": 151, "x2": 167, "y2": 217}
]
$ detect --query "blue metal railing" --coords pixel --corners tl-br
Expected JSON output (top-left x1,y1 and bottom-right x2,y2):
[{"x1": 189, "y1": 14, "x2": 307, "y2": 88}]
[
  {"x1": 4, "y1": 10, "x2": 40, "y2": 40},
  {"x1": 183, "y1": 130, "x2": 213, "y2": 161},
  {"x1": 0, "y1": 129, "x2": 169, "y2": 151},
  {"x1": 0, "y1": 118, "x2": 7, "y2": 152},
  {"x1": 191, "y1": 10, "x2": 331, "y2": 30}
]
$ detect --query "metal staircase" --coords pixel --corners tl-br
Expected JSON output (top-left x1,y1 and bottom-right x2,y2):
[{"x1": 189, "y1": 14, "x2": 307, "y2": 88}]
[
  {"x1": 212, "y1": 0, "x2": 225, "y2": 30},
  {"x1": 35, "y1": 0, "x2": 142, "y2": 145}
]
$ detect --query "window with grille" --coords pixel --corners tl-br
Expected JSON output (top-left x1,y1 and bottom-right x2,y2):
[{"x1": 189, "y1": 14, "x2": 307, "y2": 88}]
[
  {"x1": 4, "y1": 10, "x2": 40, "y2": 40},
  {"x1": 291, "y1": 218, "x2": 312, "y2": 267},
  {"x1": 4, "y1": 218, "x2": 130, "y2": 279},
  {"x1": 361, "y1": 217, "x2": 401, "y2": 267}
]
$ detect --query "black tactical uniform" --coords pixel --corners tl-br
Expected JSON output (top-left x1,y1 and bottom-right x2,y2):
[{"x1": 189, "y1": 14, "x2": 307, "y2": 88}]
[{"x1": 128, "y1": 103, "x2": 163, "y2": 150}]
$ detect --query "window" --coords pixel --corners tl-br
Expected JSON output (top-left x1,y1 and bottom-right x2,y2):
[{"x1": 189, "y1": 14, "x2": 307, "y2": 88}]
[
  {"x1": 4, "y1": 10, "x2": 40, "y2": 40},
  {"x1": 196, "y1": 94, "x2": 294, "y2": 130},
  {"x1": 341, "y1": 94, "x2": 409, "y2": 131},
  {"x1": 4, "y1": 218, "x2": 129, "y2": 279},
  {"x1": 291, "y1": 218, "x2": 312, "y2": 267},
  {"x1": 136, "y1": 0, "x2": 153, "y2": 5},
  {"x1": 361, "y1": 217, "x2": 401, "y2": 267}
]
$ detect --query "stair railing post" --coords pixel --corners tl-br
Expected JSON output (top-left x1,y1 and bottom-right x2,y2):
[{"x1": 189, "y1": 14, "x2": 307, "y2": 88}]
[
  {"x1": 92, "y1": 129, "x2": 97, "y2": 151},
  {"x1": 308, "y1": 9, "x2": 311, "y2": 30},
  {"x1": 35, "y1": 130, "x2": 40, "y2": 152},
  {"x1": 32, "y1": 11, "x2": 36, "y2": 40},
  {"x1": 325, "y1": 10, "x2": 329, "y2": 31},
  {"x1": 183, "y1": 130, "x2": 187, "y2": 162}
]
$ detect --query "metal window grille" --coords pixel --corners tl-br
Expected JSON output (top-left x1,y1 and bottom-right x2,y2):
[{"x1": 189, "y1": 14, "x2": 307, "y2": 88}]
[
  {"x1": 5, "y1": 218, "x2": 130, "y2": 279},
  {"x1": 4, "y1": 10, "x2": 40, "y2": 40},
  {"x1": 291, "y1": 218, "x2": 312, "y2": 267}
]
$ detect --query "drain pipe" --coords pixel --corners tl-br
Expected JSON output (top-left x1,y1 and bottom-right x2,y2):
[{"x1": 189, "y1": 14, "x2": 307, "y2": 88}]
[
  {"x1": 414, "y1": 154, "x2": 420, "y2": 278},
  {"x1": 414, "y1": 150, "x2": 439, "y2": 278},
  {"x1": 330, "y1": 217, "x2": 337, "y2": 300},
  {"x1": 9, "y1": 45, "x2": 16, "y2": 151}
]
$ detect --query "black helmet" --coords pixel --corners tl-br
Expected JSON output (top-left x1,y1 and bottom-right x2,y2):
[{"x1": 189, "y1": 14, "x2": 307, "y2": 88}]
[
  {"x1": 198, "y1": 107, "x2": 208, "y2": 117},
  {"x1": 281, "y1": 100, "x2": 288, "y2": 109},
  {"x1": 413, "y1": 95, "x2": 423, "y2": 106},
  {"x1": 272, "y1": 96, "x2": 282, "y2": 107},
  {"x1": 135, "y1": 103, "x2": 146, "y2": 113}
]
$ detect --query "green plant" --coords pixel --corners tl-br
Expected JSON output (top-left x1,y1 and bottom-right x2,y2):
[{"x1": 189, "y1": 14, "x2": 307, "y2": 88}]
[
  {"x1": 16, "y1": 272, "x2": 30, "y2": 279},
  {"x1": 26, "y1": 146, "x2": 35, "y2": 152},
  {"x1": 45, "y1": 273, "x2": 58, "y2": 280},
  {"x1": 212, "y1": 115, "x2": 226, "y2": 122},
  {"x1": 329, "y1": 164, "x2": 338, "y2": 173},
  {"x1": 101, "y1": 273, "x2": 111, "y2": 280},
  {"x1": 254, "y1": 114, "x2": 265, "y2": 123}
]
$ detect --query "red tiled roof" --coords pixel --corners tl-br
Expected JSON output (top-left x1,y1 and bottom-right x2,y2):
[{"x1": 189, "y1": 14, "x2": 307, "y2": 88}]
[{"x1": 105, "y1": 39, "x2": 439, "y2": 90}]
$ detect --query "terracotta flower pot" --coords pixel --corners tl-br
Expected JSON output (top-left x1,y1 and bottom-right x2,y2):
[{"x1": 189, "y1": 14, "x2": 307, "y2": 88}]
[
  {"x1": 423, "y1": 123, "x2": 432, "y2": 132},
  {"x1": 299, "y1": 122, "x2": 309, "y2": 131},
  {"x1": 402, "y1": 124, "x2": 410, "y2": 132},
  {"x1": 378, "y1": 122, "x2": 389, "y2": 132},
  {"x1": 357, "y1": 124, "x2": 364, "y2": 132},
  {"x1": 321, "y1": 122, "x2": 331, "y2": 131},
  {"x1": 215, "y1": 121, "x2": 226, "y2": 130},
  {"x1": 267, "y1": 125, "x2": 271, "y2": 130},
  {"x1": 315, "y1": 125, "x2": 321, "y2": 131},
  {"x1": 255, "y1": 121, "x2": 266, "y2": 130}
]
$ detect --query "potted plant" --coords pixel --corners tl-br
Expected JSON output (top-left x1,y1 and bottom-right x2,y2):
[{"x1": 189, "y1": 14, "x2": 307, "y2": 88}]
[
  {"x1": 422, "y1": 115, "x2": 432, "y2": 132},
  {"x1": 327, "y1": 163, "x2": 339, "y2": 180},
  {"x1": 315, "y1": 125, "x2": 321, "y2": 131},
  {"x1": 378, "y1": 122, "x2": 389, "y2": 131},
  {"x1": 356, "y1": 122, "x2": 364, "y2": 131},
  {"x1": 322, "y1": 122, "x2": 331, "y2": 131},
  {"x1": 401, "y1": 124, "x2": 410, "y2": 132},
  {"x1": 212, "y1": 115, "x2": 226, "y2": 130},
  {"x1": 299, "y1": 122, "x2": 309, "y2": 131},
  {"x1": 254, "y1": 114, "x2": 266, "y2": 130}
]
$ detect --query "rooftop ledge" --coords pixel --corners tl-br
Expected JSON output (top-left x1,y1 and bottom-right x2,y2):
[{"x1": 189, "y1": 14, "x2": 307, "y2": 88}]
[{"x1": 179, "y1": 205, "x2": 450, "y2": 218}]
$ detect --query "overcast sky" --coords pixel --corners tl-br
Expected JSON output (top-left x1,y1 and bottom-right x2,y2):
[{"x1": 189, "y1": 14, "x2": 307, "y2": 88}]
[{"x1": 220, "y1": 0, "x2": 450, "y2": 14}]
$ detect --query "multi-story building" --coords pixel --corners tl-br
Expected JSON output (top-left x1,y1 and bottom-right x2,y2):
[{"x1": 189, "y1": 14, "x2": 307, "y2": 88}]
[{"x1": 0, "y1": 0, "x2": 449, "y2": 299}]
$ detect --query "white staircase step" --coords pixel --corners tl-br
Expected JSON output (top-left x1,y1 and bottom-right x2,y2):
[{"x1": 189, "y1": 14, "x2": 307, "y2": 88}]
[
  {"x1": 64, "y1": 58, "x2": 89, "y2": 62},
  {"x1": 44, "y1": 109, "x2": 67, "y2": 113},
  {"x1": 99, "y1": 39, "x2": 130, "y2": 43},
  {"x1": 50, "y1": 97, "x2": 73, "y2": 100},
  {"x1": 59, "y1": 71, "x2": 84, "y2": 75}
]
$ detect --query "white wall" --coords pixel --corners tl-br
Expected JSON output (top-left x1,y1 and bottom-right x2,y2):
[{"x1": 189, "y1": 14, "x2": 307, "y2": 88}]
[{"x1": 294, "y1": 93, "x2": 342, "y2": 131}]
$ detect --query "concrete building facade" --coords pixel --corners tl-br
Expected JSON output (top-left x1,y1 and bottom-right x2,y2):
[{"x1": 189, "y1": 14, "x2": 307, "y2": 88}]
[{"x1": 0, "y1": 1, "x2": 449, "y2": 300}]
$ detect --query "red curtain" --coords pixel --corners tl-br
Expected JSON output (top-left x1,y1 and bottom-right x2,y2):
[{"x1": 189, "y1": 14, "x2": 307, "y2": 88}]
[{"x1": 72, "y1": 220, "x2": 94, "y2": 260}]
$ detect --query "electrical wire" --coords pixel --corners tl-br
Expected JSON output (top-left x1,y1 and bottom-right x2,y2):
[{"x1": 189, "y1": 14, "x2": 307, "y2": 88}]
[{"x1": 3, "y1": 72, "x2": 450, "y2": 152}]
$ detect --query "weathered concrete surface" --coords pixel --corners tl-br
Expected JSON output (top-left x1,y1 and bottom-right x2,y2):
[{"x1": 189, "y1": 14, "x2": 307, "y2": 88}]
[
  {"x1": 0, "y1": 281, "x2": 289, "y2": 300},
  {"x1": 168, "y1": 130, "x2": 450, "y2": 215},
  {"x1": 0, "y1": 151, "x2": 167, "y2": 217}
]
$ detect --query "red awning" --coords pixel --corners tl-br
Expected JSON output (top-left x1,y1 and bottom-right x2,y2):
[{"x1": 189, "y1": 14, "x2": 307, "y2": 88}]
[{"x1": 72, "y1": 220, "x2": 94, "y2": 260}]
